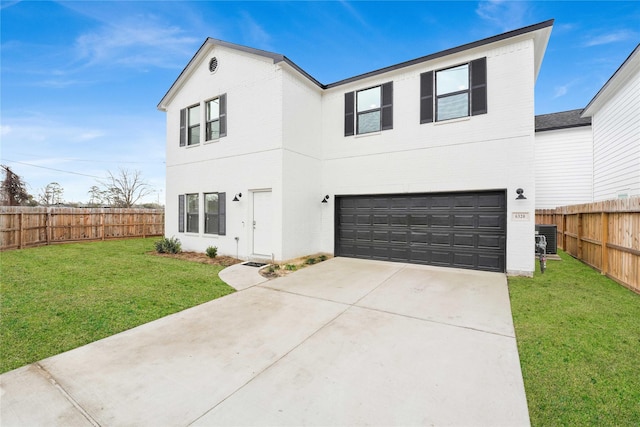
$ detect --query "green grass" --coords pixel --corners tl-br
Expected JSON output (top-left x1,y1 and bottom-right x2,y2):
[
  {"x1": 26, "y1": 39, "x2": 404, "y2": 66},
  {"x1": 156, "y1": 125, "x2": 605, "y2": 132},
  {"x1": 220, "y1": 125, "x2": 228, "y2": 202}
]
[
  {"x1": 0, "y1": 238, "x2": 235, "y2": 373},
  {"x1": 509, "y1": 250, "x2": 640, "y2": 426}
]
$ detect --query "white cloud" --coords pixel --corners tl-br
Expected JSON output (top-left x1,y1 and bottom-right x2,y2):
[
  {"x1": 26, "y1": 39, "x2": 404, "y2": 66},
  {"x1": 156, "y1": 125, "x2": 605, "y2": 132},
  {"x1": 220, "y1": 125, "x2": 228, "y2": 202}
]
[
  {"x1": 238, "y1": 11, "x2": 273, "y2": 50},
  {"x1": 475, "y1": 0, "x2": 530, "y2": 32},
  {"x1": 74, "y1": 17, "x2": 199, "y2": 70},
  {"x1": 584, "y1": 30, "x2": 636, "y2": 47},
  {"x1": 0, "y1": 125, "x2": 11, "y2": 136},
  {"x1": 553, "y1": 85, "x2": 569, "y2": 98}
]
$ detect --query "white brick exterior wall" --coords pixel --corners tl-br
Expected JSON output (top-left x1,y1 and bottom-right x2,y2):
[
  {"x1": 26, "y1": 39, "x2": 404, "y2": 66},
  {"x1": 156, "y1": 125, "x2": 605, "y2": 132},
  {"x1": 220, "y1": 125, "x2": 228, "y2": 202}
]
[{"x1": 161, "y1": 28, "x2": 551, "y2": 275}]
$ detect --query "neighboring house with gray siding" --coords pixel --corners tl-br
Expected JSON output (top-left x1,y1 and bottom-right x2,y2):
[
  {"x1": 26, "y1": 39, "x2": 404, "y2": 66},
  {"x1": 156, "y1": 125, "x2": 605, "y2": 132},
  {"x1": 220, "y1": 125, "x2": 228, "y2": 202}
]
[{"x1": 159, "y1": 21, "x2": 554, "y2": 276}]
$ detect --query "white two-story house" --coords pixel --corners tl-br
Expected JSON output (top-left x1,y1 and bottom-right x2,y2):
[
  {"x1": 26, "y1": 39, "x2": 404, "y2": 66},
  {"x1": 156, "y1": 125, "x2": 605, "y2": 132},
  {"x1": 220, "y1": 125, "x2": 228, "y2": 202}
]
[{"x1": 158, "y1": 20, "x2": 554, "y2": 276}]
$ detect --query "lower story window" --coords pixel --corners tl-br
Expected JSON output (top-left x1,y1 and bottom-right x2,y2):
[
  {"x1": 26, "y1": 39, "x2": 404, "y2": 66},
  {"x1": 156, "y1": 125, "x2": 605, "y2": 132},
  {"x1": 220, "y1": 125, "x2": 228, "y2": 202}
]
[
  {"x1": 204, "y1": 193, "x2": 219, "y2": 234},
  {"x1": 186, "y1": 193, "x2": 199, "y2": 233}
]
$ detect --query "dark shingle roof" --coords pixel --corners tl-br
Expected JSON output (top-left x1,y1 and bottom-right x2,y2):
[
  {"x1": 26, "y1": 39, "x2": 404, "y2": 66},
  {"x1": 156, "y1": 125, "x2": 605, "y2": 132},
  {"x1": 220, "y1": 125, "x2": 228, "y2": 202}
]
[{"x1": 535, "y1": 109, "x2": 591, "y2": 132}]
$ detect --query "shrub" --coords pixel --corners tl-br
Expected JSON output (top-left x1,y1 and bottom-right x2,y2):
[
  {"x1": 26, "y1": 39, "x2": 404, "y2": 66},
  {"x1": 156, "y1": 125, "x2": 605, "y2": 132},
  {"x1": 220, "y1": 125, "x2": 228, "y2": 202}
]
[
  {"x1": 284, "y1": 264, "x2": 297, "y2": 271},
  {"x1": 155, "y1": 236, "x2": 182, "y2": 254},
  {"x1": 205, "y1": 246, "x2": 218, "y2": 258},
  {"x1": 318, "y1": 255, "x2": 328, "y2": 262},
  {"x1": 305, "y1": 257, "x2": 316, "y2": 265}
]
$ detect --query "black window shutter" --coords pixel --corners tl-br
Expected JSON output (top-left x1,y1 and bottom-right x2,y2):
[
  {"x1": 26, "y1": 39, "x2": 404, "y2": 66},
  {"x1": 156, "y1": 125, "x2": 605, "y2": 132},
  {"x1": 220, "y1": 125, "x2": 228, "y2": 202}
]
[
  {"x1": 179, "y1": 108, "x2": 186, "y2": 146},
  {"x1": 471, "y1": 57, "x2": 487, "y2": 116},
  {"x1": 218, "y1": 192, "x2": 226, "y2": 236},
  {"x1": 219, "y1": 94, "x2": 227, "y2": 137},
  {"x1": 420, "y1": 71, "x2": 434, "y2": 123},
  {"x1": 344, "y1": 92, "x2": 355, "y2": 136},
  {"x1": 381, "y1": 82, "x2": 393, "y2": 130},
  {"x1": 178, "y1": 194, "x2": 185, "y2": 232}
]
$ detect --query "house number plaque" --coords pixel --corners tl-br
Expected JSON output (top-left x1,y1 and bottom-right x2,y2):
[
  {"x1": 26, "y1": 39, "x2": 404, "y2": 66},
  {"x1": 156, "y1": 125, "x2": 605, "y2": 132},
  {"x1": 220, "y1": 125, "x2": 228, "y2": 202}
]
[{"x1": 512, "y1": 212, "x2": 530, "y2": 221}]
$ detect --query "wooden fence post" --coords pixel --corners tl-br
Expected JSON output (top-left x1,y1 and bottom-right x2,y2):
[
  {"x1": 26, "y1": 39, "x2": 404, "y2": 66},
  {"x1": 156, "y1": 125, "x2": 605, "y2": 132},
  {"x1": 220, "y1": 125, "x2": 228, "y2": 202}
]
[
  {"x1": 601, "y1": 211, "x2": 609, "y2": 275},
  {"x1": 101, "y1": 213, "x2": 105, "y2": 241},
  {"x1": 577, "y1": 213, "x2": 583, "y2": 260},
  {"x1": 19, "y1": 212, "x2": 24, "y2": 249},
  {"x1": 46, "y1": 209, "x2": 51, "y2": 246},
  {"x1": 561, "y1": 213, "x2": 567, "y2": 251}
]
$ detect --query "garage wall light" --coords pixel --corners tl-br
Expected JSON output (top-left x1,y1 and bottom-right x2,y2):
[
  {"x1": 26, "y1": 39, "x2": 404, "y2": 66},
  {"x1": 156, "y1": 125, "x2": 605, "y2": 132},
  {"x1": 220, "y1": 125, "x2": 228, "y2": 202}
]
[
  {"x1": 321, "y1": 195, "x2": 330, "y2": 203},
  {"x1": 516, "y1": 188, "x2": 527, "y2": 200},
  {"x1": 232, "y1": 193, "x2": 242, "y2": 202}
]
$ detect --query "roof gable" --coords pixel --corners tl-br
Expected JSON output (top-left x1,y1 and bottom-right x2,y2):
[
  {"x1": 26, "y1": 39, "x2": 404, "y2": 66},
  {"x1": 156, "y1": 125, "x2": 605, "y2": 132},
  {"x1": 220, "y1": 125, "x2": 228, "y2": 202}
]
[
  {"x1": 582, "y1": 43, "x2": 640, "y2": 117},
  {"x1": 158, "y1": 19, "x2": 554, "y2": 111}
]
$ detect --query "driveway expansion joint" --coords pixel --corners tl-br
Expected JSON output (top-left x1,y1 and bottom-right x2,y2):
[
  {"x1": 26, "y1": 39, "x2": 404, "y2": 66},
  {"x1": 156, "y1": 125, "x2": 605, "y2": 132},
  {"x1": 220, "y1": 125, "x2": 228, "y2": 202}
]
[{"x1": 34, "y1": 362, "x2": 101, "y2": 427}]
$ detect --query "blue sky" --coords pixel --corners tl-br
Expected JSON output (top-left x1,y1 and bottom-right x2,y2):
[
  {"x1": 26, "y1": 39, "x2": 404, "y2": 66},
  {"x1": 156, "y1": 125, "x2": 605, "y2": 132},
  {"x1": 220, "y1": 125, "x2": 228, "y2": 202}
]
[{"x1": 1, "y1": 1, "x2": 638, "y2": 204}]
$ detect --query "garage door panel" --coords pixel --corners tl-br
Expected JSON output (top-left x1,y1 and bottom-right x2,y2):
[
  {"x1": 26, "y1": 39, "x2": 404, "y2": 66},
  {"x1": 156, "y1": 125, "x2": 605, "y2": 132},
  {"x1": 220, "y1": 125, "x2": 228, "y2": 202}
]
[
  {"x1": 356, "y1": 215, "x2": 371, "y2": 225},
  {"x1": 336, "y1": 191, "x2": 505, "y2": 272},
  {"x1": 478, "y1": 194, "x2": 504, "y2": 209},
  {"x1": 478, "y1": 214, "x2": 504, "y2": 229},
  {"x1": 478, "y1": 234, "x2": 505, "y2": 250},
  {"x1": 454, "y1": 214, "x2": 475, "y2": 228},
  {"x1": 373, "y1": 215, "x2": 389, "y2": 225},
  {"x1": 453, "y1": 195, "x2": 476, "y2": 209},
  {"x1": 431, "y1": 232, "x2": 451, "y2": 246},
  {"x1": 390, "y1": 215, "x2": 409, "y2": 226},
  {"x1": 372, "y1": 230, "x2": 389, "y2": 242},
  {"x1": 431, "y1": 215, "x2": 451, "y2": 227},
  {"x1": 453, "y1": 252, "x2": 475, "y2": 268},
  {"x1": 453, "y1": 233, "x2": 475, "y2": 248}
]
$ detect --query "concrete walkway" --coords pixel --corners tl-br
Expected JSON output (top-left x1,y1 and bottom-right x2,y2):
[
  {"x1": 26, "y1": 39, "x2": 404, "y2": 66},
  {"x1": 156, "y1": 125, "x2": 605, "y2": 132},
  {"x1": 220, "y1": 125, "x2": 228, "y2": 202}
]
[{"x1": 1, "y1": 258, "x2": 530, "y2": 426}]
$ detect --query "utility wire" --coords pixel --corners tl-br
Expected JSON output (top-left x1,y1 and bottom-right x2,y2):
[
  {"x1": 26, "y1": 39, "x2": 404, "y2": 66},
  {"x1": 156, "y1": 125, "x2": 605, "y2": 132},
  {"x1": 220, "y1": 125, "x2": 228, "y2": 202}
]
[{"x1": 2, "y1": 159, "x2": 103, "y2": 179}]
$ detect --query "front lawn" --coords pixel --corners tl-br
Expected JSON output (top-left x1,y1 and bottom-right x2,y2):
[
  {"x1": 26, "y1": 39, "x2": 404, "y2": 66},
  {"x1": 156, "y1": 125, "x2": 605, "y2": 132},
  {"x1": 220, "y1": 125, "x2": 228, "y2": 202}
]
[
  {"x1": 509, "y1": 250, "x2": 640, "y2": 426},
  {"x1": 0, "y1": 238, "x2": 235, "y2": 374}
]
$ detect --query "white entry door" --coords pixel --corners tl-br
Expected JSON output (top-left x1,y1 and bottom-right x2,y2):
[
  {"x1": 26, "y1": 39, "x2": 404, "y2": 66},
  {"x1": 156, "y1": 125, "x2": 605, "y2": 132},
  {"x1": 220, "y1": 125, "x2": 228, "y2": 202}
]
[{"x1": 252, "y1": 191, "x2": 272, "y2": 256}]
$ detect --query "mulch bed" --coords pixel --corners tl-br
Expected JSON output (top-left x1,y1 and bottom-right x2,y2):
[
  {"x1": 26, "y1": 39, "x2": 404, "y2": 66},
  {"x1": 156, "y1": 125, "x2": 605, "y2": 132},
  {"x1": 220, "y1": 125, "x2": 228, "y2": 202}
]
[{"x1": 151, "y1": 251, "x2": 242, "y2": 267}]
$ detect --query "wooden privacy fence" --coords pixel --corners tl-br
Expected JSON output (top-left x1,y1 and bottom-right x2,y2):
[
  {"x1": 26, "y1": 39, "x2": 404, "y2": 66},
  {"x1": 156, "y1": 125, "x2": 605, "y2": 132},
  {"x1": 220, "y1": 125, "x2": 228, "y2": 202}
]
[
  {"x1": 536, "y1": 197, "x2": 640, "y2": 294},
  {"x1": 0, "y1": 207, "x2": 165, "y2": 251}
]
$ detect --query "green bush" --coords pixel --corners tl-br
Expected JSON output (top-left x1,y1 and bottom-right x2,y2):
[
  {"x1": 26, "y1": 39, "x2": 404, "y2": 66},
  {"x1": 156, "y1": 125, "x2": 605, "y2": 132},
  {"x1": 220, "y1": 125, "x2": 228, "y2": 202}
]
[
  {"x1": 155, "y1": 236, "x2": 182, "y2": 254},
  {"x1": 305, "y1": 257, "x2": 316, "y2": 265},
  {"x1": 284, "y1": 264, "x2": 297, "y2": 271},
  {"x1": 205, "y1": 246, "x2": 218, "y2": 258},
  {"x1": 318, "y1": 255, "x2": 328, "y2": 262}
]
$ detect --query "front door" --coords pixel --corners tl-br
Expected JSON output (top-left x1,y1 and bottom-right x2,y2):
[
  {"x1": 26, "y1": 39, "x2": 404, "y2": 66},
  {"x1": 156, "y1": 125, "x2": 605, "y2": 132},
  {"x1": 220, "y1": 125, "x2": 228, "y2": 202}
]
[{"x1": 252, "y1": 191, "x2": 272, "y2": 256}]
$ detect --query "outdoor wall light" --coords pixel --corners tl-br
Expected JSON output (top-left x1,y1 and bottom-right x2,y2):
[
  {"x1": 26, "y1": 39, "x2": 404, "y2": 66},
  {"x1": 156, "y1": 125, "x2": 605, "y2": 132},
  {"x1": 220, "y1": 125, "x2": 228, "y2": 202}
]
[
  {"x1": 321, "y1": 195, "x2": 330, "y2": 203},
  {"x1": 516, "y1": 188, "x2": 527, "y2": 200},
  {"x1": 232, "y1": 193, "x2": 242, "y2": 202}
]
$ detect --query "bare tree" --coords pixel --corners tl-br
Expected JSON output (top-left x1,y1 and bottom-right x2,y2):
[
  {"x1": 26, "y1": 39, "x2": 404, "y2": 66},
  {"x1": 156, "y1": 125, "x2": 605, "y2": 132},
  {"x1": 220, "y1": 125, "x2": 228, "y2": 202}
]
[
  {"x1": 98, "y1": 168, "x2": 152, "y2": 208},
  {"x1": 38, "y1": 182, "x2": 64, "y2": 206},
  {"x1": 1, "y1": 165, "x2": 35, "y2": 206}
]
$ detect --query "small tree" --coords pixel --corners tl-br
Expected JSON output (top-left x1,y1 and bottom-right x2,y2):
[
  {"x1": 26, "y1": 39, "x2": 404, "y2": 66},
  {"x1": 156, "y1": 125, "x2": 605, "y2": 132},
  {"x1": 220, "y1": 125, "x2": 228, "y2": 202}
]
[
  {"x1": 87, "y1": 185, "x2": 103, "y2": 206},
  {"x1": 98, "y1": 168, "x2": 152, "y2": 208},
  {"x1": 1, "y1": 165, "x2": 34, "y2": 206},
  {"x1": 38, "y1": 182, "x2": 64, "y2": 206}
]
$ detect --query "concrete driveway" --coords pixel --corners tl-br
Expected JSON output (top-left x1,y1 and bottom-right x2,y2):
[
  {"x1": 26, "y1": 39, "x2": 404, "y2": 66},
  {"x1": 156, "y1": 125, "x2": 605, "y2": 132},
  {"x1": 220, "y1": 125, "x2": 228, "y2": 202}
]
[{"x1": 1, "y1": 257, "x2": 530, "y2": 426}]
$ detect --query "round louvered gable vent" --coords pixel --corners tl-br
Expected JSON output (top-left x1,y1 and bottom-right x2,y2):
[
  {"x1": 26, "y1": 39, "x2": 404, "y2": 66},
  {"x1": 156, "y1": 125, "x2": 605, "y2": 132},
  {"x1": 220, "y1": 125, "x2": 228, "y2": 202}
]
[{"x1": 209, "y1": 57, "x2": 218, "y2": 73}]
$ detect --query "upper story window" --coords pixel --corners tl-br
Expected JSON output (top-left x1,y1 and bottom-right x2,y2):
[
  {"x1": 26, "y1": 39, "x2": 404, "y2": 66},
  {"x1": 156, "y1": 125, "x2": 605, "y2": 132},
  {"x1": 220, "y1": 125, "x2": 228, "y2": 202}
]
[
  {"x1": 421, "y1": 57, "x2": 487, "y2": 123},
  {"x1": 436, "y1": 64, "x2": 469, "y2": 121},
  {"x1": 179, "y1": 94, "x2": 227, "y2": 147},
  {"x1": 344, "y1": 82, "x2": 393, "y2": 136},
  {"x1": 187, "y1": 105, "x2": 200, "y2": 145},
  {"x1": 206, "y1": 98, "x2": 220, "y2": 140},
  {"x1": 357, "y1": 86, "x2": 381, "y2": 134}
]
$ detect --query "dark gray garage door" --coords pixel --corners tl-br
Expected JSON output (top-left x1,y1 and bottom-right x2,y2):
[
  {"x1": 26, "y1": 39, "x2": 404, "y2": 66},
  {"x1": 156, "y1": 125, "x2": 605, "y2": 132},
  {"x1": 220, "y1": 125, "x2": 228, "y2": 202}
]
[{"x1": 335, "y1": 191, "x2": 506, "y2": 272}]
